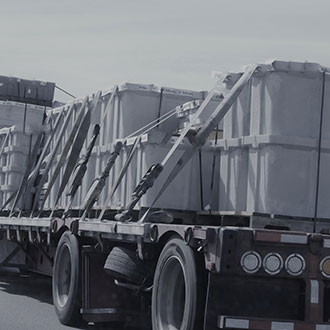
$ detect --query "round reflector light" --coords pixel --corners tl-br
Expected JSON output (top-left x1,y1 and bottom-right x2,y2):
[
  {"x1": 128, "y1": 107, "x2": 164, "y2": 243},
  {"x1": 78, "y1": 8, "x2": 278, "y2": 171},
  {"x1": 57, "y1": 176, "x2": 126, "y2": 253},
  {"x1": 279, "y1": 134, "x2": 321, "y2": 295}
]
[
  {"x1": 285, "y1": 254, "x2": 305, "y2": 276},
  {"x1": 263, "y1": 253, "x2": 283, "y2": 275},
  {"x1": 241, "y1": 251, "x2": 262, "y2": 274},
  {"x1": 320, "y1": 256, "x2": 330, "y2": 278}
]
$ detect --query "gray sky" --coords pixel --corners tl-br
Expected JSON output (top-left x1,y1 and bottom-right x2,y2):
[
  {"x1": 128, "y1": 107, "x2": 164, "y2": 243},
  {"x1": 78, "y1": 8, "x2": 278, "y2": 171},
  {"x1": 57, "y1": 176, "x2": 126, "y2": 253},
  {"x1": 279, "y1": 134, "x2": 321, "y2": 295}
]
[{"x1": 1, "y1": 0, "x2": 329, "y2": 102}]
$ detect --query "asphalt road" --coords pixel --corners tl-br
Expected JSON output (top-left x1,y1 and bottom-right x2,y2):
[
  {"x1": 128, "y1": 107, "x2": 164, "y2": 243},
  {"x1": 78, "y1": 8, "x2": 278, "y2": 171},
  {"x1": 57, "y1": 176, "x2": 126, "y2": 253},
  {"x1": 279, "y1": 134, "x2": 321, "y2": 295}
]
[{"x1": 0, "y1": 269, "x2": 136, "y2": 330}]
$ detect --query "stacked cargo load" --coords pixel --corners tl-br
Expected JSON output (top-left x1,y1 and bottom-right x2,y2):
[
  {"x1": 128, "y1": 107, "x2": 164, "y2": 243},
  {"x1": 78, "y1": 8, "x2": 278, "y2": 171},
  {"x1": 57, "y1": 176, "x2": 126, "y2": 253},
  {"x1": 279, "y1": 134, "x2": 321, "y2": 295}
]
[
  {"x1": 0, "y1": 75, "x2": 55, "y2": 107},
  {"x1": 217, "y1": 60, "x2": 330, "y2": 218},
  {"x1": 0, "y1": 100, "x2": 46, "y2": 132},
  {"x1": 0, "y1": 77, "x2": 55, "y2": 210},
  {"x1": 5, "y1": 63, "x2": 330, "y2": 220},
  {"x1": 0, "y1": 127, "x2": 37, "y2": 207},
  {"x1": 41, "y1": 83, "x2": 222, "y2": 213}
]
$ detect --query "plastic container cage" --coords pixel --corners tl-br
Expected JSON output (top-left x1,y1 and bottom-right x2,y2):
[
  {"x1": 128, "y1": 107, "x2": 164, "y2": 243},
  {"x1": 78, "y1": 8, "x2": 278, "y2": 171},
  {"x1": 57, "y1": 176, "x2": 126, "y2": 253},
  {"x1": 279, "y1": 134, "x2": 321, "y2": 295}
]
[{"x1": 218, "y1": 60, "x2": 330, "y2": 218}]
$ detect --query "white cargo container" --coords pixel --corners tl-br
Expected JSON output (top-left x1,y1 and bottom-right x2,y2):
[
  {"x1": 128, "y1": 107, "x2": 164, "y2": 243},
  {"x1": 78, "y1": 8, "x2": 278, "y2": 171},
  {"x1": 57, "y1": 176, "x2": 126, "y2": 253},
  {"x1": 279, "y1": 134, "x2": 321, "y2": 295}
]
[
  {"x1": 245, "y1": 135, "x2": 319, "y2": 218},
  {"x1": 249, "y1": 61, "x2": 327, "y2": 138},
  {"x1": 0, "y1": 100, "x2": 45, "y2": 133},
  {"x1": 217, "y1": 133, "x2": 330, "y2": 218},
  {"x1": 50, "y1": 83, "x2": 204, "y2": 150},
  {"x1": 110, "y1": 84, "x2": 203, "y2": 141},
  {"x1": 0, "y1": 127, "x2": 36, "y2": 209},
  {"x1": 220, "y1": 61, "x2": 330, "y2": 141},
  {"x1": 217, "y1": 60, "x2": 330, "y2": 218}
]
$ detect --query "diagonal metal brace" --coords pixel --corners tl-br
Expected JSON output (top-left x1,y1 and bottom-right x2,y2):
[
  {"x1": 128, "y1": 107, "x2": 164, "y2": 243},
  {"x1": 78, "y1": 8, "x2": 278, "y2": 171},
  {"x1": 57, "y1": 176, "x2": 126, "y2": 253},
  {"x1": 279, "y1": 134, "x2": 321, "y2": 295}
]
[{"x1": 0, "y1": 246, "x2": 20, "y2": 266}]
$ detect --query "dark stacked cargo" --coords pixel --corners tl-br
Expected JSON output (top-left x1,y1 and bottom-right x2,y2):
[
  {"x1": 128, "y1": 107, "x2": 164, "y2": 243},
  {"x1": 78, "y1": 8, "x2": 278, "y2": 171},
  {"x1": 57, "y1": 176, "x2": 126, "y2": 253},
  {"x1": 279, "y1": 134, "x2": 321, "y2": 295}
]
[{"x1": 0, "y1": 75, "x2": 55, "y2": 107}]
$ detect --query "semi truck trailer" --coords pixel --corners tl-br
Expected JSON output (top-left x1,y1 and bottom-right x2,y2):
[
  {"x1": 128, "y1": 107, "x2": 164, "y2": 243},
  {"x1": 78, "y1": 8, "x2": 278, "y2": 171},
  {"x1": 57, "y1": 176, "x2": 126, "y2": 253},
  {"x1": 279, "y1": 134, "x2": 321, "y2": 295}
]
[{"x1": 1, "y1": 60, "x2": 330, "y2": 330}]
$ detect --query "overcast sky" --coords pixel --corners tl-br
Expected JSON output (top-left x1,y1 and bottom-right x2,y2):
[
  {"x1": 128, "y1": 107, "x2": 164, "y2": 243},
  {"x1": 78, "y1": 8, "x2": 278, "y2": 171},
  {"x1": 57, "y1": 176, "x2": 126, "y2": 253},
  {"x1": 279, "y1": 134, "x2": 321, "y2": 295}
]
[{"x1": 1, "y1": 0, "x2": 329, "y2": 102}]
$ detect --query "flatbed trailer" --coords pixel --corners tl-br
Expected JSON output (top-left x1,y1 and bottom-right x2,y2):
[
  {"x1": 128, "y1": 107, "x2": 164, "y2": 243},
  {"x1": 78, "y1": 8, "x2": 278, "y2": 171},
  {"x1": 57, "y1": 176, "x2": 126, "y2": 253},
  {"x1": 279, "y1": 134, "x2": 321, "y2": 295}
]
[
  {"x1": 2, "y1": 211, "x2": 330, "y2": 329},
  {"x1": 2, "y1": 61, "x2": 330, "y2": 330}
]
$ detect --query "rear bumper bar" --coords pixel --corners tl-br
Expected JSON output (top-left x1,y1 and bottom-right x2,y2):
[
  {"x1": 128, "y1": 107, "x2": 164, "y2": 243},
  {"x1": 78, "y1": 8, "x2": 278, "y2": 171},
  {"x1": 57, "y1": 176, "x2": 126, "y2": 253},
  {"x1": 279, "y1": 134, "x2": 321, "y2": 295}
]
[{"x1": 218, "y1": 315, "x2": 330, "y2": 330}]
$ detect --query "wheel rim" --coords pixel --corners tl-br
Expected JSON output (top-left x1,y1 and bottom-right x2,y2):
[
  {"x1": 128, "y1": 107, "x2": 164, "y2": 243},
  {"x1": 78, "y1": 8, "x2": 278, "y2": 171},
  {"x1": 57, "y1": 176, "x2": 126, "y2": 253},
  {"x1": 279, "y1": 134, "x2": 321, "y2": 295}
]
[
  {"x1": 56, "y1": 243, "x2": 72, "y2": 308},
  {"x1": 157, "y1": 256, "x2": 186, "y2": 330}
]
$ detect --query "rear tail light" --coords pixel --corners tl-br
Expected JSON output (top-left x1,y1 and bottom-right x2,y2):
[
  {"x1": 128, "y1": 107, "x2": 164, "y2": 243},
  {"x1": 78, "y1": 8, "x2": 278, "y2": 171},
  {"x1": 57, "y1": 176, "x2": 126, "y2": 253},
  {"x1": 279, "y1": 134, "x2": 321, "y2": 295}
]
[
  {"x1": 320, "y1": 256, "x2": 330, "y2": 278},
  {"x1": 285, "y1": 254, "x2": 305, "y2": 276},
  {"x1": 241, "y1": 251, "x2": 262, "y2": 274},
  {"x1": 263, "y1": 253, "x2": 283, "y2": 275}
]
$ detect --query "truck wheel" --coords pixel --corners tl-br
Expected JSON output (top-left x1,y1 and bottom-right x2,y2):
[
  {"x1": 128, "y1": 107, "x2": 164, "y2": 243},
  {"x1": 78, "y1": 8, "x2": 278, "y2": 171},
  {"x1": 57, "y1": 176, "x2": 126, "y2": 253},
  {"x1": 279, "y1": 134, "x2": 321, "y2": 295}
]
[
  {"x1": 152, "y1": 237, "x2": 205, "y2": 330},
  {"x1": 104, "y1": 246, "x2": 148, "y2": 285},
  {"x1": 52, "y1": 231, "x2": 83, "y2": 326}
]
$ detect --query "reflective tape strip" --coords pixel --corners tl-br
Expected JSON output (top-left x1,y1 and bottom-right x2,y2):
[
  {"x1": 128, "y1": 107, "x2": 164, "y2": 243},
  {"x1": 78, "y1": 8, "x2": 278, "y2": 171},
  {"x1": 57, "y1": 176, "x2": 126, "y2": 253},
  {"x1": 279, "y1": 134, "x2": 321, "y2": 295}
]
[
  {"x1": 255, "y1": 231, "x2": 281, "y2": 242},
  {"x1": 311, "y1": 280, "x2": 319, "y2": 304},
  {"x1": 226, "y1": 318, "x2": 250, "y2": 329},
  {"x1": 217, "y1": 316, "x2": 328, "y2": 330},
  {"x1": 316, "y1": 325, "x2": 330, "y2": 330},
  {"x1": 323, "y1": 239, "x2": 330, "y2": 248},
  {"x1": 218, "y1": 316, "x2": 250, "y2": 329},
  {"x1": 281, "y1": 234, "x2": 308, "y2": 244},
  {"x1": 271, "y1": 322, "x2": 294, "y2": 330}
]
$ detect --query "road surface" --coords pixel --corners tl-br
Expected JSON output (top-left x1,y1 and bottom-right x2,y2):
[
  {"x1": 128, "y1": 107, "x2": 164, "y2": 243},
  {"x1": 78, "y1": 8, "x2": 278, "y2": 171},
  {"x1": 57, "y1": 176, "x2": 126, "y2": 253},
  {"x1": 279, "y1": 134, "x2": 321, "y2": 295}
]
[{"x1": 0, "y1": 269, "x2": 137, "y2": 330}]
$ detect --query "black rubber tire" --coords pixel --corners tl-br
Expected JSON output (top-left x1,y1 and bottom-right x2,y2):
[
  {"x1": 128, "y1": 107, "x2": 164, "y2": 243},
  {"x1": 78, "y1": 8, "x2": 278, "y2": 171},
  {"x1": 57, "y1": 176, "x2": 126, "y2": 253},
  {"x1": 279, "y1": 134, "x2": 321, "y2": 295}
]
[
  {"x1": 104, "y1": 246, "x2": 148, "y2": 285},
  {"x1": 152, "y1": 237, "x2": 206, "y2": 330},
  {"x1": 52, "y1": 231, "x2": 83, "y2": 326}
]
